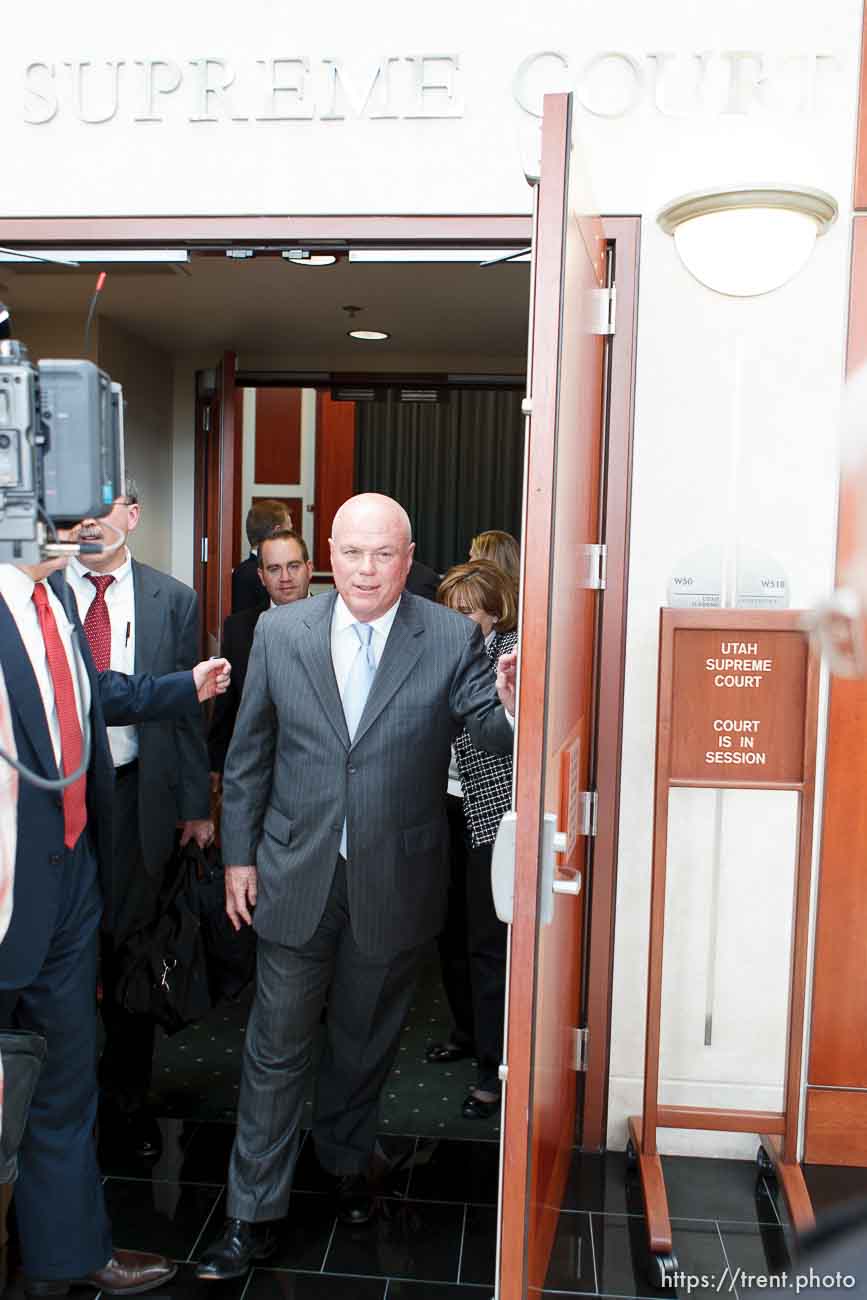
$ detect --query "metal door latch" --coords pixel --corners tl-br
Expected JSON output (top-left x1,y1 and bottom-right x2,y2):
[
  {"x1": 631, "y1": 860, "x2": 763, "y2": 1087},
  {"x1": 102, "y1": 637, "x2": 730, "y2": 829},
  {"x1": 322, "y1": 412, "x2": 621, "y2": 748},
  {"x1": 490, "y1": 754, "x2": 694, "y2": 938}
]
[{"x1": 490, "y1": 811, "x2": 582, "y2": 929}]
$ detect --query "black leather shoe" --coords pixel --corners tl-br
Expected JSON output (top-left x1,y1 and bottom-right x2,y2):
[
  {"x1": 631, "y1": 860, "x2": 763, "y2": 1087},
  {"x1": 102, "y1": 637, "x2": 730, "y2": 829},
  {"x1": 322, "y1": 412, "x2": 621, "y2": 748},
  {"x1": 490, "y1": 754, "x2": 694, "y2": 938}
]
[
  {"x1": 461, "y1": 1091, "x2": 500, "y2": 1120},
  {"x1": 127, "y1": 1112, "x2": 162, "y2": 1162},
  {"x1": 98, "y1": 1104, "x2": 161, "y2": 1163},
  {"x1": 25, "y1": 1248, "x2": 176, "y2": 1296},
  {"x1": 425, "y1": 1040, "x2": 474, "y2": 1064},
  {"x1": 194, "y1": 1217, "x2": 278, "y2": 1281},
  {"x1": 336, "y1": 1173, "x2": 377, "y2": 1226}
]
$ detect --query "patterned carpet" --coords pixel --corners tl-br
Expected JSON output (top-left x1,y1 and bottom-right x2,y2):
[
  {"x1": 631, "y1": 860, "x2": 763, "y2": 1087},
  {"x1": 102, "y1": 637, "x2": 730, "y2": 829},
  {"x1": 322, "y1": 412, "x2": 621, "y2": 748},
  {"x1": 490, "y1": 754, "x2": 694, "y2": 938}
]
[{"x1": 149, "y1": 948, "x2": 501, "y2": 1140}]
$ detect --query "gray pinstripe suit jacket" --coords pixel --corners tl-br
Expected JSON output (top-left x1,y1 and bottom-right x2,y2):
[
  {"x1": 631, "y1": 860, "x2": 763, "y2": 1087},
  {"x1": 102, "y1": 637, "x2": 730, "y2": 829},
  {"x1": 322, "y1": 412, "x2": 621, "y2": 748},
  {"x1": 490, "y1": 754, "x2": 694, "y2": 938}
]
[{"x1": 221, "y1": 588, "x2": 513, "y2": 958}]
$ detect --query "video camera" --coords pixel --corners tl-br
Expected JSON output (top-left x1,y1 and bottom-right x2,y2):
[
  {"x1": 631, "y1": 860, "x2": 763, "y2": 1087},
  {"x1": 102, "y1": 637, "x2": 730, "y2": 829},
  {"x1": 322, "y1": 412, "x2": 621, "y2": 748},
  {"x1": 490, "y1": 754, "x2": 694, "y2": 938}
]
[{"x1": 0, "y1": 304, "x2": 125, "y2": 565}]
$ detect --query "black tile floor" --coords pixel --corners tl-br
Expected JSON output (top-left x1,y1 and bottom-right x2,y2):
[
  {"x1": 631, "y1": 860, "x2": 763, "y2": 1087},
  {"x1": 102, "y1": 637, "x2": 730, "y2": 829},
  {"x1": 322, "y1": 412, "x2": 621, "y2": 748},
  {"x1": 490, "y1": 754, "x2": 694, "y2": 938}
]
[{"x1": 7, "y1": 1122, "x2": 867, "y2": 1299}]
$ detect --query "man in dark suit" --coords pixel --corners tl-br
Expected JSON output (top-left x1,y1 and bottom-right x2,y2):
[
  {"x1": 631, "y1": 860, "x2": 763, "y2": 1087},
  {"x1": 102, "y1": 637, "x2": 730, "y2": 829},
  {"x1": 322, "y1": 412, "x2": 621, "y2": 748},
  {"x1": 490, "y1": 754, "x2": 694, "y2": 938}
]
[
  {"x1": 210, "y1": 528, "x2": 313, "y2": 777},
  {"x1": 0, "y1": 554, "x2": 229, "y2": 1295},
  {"x1": 196, "y1": 493, "x2": 516, "y2": 1280},
  {"x1": 404, "y1": 557, "x2": 441, "y2": 602},
  {"x1": 231, "y1": 500, "x2": 291, "y2": 615},
  {"x1": 67, "y1": 481, "x2": 213, "y2": 1158}
]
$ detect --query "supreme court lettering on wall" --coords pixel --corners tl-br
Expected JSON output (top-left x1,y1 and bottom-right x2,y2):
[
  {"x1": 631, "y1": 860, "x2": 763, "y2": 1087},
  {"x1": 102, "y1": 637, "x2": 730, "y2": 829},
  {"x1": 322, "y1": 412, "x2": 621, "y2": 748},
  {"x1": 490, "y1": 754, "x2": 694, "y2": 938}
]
[{"x1": 664, "y1": 610, "x2": 814, "y2": 788}]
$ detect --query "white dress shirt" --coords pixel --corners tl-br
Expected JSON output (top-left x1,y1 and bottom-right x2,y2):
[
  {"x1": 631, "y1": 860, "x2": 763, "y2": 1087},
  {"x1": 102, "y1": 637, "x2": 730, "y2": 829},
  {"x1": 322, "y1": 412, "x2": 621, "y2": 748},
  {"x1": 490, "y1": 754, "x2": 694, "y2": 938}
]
[
  {"x1": 330, "y1": 593, "x2": 401, "y2": 695},
  {"x1": 0, "y1": 564, "x2": 91, "y2": 768},
  {"x1": 67, "y1": 552, "x2": 138, "y2": 767}
]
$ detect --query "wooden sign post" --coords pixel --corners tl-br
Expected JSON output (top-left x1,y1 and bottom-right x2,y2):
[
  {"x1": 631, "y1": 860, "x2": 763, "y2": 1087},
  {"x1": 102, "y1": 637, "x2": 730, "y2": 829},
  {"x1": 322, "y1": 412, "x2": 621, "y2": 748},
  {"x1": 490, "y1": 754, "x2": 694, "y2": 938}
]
[{"x1": 629, "y1": 609, "x2": 820, "y2": 1285}]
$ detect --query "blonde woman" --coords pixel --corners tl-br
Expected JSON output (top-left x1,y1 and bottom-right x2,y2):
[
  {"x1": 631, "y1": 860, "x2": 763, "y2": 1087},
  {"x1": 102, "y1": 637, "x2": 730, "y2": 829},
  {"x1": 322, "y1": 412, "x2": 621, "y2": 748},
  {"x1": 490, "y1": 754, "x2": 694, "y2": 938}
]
[
  {"x1": 428, "y1": 559, "x2": 517, "y2": 1118},
  {"x1": 469, "y1": 529, "x2": 520, "y2": 590}
]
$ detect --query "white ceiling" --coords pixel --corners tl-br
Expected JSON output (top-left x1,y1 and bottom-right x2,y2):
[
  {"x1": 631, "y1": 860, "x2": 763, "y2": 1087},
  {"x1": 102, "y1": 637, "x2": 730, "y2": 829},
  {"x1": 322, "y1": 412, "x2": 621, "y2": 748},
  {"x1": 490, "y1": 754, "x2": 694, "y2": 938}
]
[{"x1": 1, "y1": 254, "x2": 530, "y2": 367}]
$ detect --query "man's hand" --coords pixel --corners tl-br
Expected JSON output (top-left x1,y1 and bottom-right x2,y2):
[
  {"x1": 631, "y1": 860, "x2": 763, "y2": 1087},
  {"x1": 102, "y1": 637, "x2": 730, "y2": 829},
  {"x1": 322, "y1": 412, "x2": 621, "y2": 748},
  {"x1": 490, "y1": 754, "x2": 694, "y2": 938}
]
[
  {"x1": 179, "y1": 818, "x2": 214, "y2": 849},
  {"x1": 209, "y1": 771, "x2": 222, "y2": 796},
  {"x1": 193, "y1": 657, "x2": 231, "y2": 702},
  {"x1": 496, "y1": 649, "x2": 517, "y2": 716},
  {"x1": 226, "y1": 865, "x2": 258, "y2": 931}
]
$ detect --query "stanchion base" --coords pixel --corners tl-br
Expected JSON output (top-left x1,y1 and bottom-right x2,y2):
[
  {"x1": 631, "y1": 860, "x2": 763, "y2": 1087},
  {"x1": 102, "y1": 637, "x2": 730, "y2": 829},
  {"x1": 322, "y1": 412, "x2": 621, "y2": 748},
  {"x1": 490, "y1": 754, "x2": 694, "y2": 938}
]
[
  {"x1": 627, "y1": 1116, "x2": 674, "y2": 1256},
  {"x1": 758, "y1": 1133, "x2": 816, "y2": 1236}
]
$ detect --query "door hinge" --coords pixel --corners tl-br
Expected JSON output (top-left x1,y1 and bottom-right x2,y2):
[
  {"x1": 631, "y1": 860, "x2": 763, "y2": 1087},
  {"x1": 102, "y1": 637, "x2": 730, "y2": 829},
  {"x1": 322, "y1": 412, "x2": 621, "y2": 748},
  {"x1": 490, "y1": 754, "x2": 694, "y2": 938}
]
[
  {"x1": 579, "y1": 543, "x2": 607, "y2": 590},
  {"x1": 202, "y1": 407, "x2": 211, "y2": 433},
  {"x1": 201, "y1": 536, "x2": 209, "y2": 563},
  {"x1": 589, "y1": 285, "x2": 616, "y2": 335},
  {"x1": 570, "y1": 1027, "x2": 590, "y2": 1073},
  {"x1": 498, "y1": 1063, "x2": 508, "y2": 1083},
  {"x1": 521, "y1": 396, "x2": 533, "y2": 416},
  {"x1": 578, "y1": 790, "x2": 598, "y2": 838}
]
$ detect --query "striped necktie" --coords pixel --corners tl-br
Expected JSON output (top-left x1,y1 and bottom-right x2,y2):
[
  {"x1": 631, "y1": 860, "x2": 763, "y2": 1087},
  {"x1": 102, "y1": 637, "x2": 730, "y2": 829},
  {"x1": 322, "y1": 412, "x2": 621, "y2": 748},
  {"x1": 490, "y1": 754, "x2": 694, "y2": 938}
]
[{"x1": 339, "y1": 622, "x2": 377, "y2": 857}]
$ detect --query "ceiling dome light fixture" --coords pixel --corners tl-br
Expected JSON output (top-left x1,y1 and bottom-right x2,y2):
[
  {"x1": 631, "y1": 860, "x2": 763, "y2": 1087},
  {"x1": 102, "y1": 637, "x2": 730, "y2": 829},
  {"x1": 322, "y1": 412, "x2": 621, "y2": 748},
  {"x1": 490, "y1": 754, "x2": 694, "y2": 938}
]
[
  {"x1": 657, "y1": 185, "x2": 838, "y2": 297},
  {"x1": 348, "y1": 329, "x2": 390, "y2": 341}
]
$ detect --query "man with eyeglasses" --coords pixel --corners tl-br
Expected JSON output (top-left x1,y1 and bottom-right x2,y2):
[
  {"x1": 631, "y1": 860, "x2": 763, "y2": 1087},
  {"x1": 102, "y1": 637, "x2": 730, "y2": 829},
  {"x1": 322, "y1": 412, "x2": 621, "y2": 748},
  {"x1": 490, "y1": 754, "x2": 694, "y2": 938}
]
[
  {"x1": 66, "y1": 479, "x2": 212, "y2": 1162},
  {"x1": 209, "y1": 528, "x2": 314, "y2": 782}
]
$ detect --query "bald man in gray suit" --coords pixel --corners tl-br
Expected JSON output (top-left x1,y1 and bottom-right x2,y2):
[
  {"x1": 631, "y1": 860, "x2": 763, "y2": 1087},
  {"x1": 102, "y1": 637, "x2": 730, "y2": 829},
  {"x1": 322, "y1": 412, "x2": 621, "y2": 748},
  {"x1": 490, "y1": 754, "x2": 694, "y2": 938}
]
[{"x1": 197, "y1": 494, "x2": 517, "y2": 1280}]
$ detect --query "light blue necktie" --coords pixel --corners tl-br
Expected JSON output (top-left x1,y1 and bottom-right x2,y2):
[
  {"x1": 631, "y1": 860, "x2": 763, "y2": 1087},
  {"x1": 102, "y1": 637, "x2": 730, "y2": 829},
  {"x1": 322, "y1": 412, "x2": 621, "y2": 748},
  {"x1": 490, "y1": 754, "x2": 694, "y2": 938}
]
[{"x1": 340, "y1": 622, "x2": 376, "y2": 856}]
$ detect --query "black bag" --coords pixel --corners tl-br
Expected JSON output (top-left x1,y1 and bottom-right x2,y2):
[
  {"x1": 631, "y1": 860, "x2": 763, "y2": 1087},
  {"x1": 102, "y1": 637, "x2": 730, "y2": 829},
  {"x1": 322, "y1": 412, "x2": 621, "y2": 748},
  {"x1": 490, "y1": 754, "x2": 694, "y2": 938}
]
[
  {"x1": 115, "y1": 841, "x2": 256, "y2": 1036},
  {"x1": 0, "y1": 1030, "x2": 47, "y2": 1184}
]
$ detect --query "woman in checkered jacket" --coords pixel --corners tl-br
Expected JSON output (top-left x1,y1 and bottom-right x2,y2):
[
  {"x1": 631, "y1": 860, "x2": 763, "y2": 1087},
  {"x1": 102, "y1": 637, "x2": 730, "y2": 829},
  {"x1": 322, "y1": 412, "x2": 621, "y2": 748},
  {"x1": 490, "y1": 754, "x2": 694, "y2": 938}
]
[{"x1": 428, "y1": 559, "x2": 517, "y2": 1119}]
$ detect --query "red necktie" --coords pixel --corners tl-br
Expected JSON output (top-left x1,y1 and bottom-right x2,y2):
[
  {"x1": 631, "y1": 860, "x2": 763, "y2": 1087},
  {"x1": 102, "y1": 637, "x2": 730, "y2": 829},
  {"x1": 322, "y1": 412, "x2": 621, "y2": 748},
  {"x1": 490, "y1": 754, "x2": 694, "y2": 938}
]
[
  {"x1": 31, "y1": 583, "x2": 88, "y2": 849},
  {"x1": 83, "y1": 574, "x2": 115, "y2": 672}
]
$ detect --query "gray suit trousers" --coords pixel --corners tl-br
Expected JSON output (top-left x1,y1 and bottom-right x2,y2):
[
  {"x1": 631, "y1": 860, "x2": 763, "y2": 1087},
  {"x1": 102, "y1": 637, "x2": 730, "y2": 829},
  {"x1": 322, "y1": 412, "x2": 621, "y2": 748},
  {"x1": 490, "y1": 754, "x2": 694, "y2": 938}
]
[{"x1": 227, "y1": 859, "x2": 423, "y2": 1222}]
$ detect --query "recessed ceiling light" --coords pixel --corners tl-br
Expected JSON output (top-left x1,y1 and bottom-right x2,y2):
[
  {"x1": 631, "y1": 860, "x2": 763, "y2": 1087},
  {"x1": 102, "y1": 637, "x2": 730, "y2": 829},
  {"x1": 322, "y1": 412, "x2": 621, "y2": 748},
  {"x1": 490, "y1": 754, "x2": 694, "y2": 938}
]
[
  {"x1": 282, "y1": 251, "x2": 338, "y2": 267},
  {"x1": 0, "y1": 248, "x2": 189, "y2": 264},
  {"x1": 348, "y1": 329, "x2": 390, "y2": 341},
  {"x1": 348, "y1": 248, "x2": 530, "y2": 263}
]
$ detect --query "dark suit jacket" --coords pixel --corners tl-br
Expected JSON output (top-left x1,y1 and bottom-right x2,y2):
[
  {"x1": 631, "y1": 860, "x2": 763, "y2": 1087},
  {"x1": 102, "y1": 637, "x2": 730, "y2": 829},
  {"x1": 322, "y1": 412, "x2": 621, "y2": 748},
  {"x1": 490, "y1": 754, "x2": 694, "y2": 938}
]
[
  {"x1": 208, "y1": 605, "x2": 262, "y2": 773},
  {"x1": 221, "y1": 590, "x2": 514, "y2": 959},
  {"x1": 0, "y1": 572, "x2": 199, "y2": 988},
  {"x1": 405, "y1": 559, "x2": 441, "y2": 602},
  {"x1": 231, "y1": 553, "x2": 267, "y2": 616},
  {"x1": 131, "y1": 559, "x2": 210, "y2": 875}
]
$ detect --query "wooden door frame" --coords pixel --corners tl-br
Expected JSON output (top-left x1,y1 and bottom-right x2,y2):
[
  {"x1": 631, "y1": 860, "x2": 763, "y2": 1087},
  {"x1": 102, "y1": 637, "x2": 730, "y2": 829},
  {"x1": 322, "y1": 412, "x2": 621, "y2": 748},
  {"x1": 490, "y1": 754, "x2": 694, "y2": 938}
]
[
  {"x1": 582, "y1": 215, "x2": 640, "y2": 1150},
  {"x1": 0, "y1": 210, "x2": 638, "y2": 1159}
]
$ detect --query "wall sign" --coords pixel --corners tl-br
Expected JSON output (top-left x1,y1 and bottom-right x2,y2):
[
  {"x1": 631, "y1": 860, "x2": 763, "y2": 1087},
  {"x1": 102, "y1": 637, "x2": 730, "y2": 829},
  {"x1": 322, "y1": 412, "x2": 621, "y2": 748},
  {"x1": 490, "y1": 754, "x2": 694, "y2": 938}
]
[
  {"x1": 667, "y1": 544, "x2": 790, "y2": 611},
  {"x1": 15, "y1": 47, "x2": 843, "y2": 126},
  {"x1": 668, "y1": 620, "x2": 808, "y2": 784},
  {"x1": 20, "y1": 54, "x2": 466, "y2": 124},
  {"x1": 512, "y1": 49, "x2": 842, "y2": 120},
  {"x1": 631, "y1": 608, "x2": 820, "y2": 1258}
]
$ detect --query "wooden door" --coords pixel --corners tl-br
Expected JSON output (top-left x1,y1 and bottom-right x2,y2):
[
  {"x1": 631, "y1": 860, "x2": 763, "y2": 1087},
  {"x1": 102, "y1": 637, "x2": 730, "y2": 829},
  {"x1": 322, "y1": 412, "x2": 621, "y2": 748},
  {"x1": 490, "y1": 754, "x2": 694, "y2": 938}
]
[
  {"x1": 804, "y1": 216, "x2": 867, "y2": 1164},
  {"x1": 193, "y1": 351, "x2": 238, "y2": 656},
  {"x1": 498, "y1": 92, "x2": 607, "y2": 1299}
]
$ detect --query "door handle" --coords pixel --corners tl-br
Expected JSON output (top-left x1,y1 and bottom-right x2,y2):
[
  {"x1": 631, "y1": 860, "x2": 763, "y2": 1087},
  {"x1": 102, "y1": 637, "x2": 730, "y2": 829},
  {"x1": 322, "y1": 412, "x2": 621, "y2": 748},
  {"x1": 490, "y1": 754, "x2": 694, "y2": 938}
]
[
  {"x1": 551, "y1": 825, "x2": 582, "y2": 894},
  {"x1": 491, "y1": 811, "x2": 518, "y2": 925},
  {"x1": 489, "y1": 811, "x2": 582, "y2": 930}
]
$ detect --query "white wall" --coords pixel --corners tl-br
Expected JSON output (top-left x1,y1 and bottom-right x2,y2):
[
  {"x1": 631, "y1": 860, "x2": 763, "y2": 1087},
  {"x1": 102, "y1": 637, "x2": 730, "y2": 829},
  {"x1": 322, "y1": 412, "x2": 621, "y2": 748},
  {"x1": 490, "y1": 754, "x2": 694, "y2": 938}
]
[
  {"x1": 4, "y1": 0, "x2": 864, "y2": 1156},
  {"x1": 98, "y1": 318, "x2": 174, "y2": 573},
  {"x1": 607, "y1": 215, "x2": 851, "y2": 1156}
]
